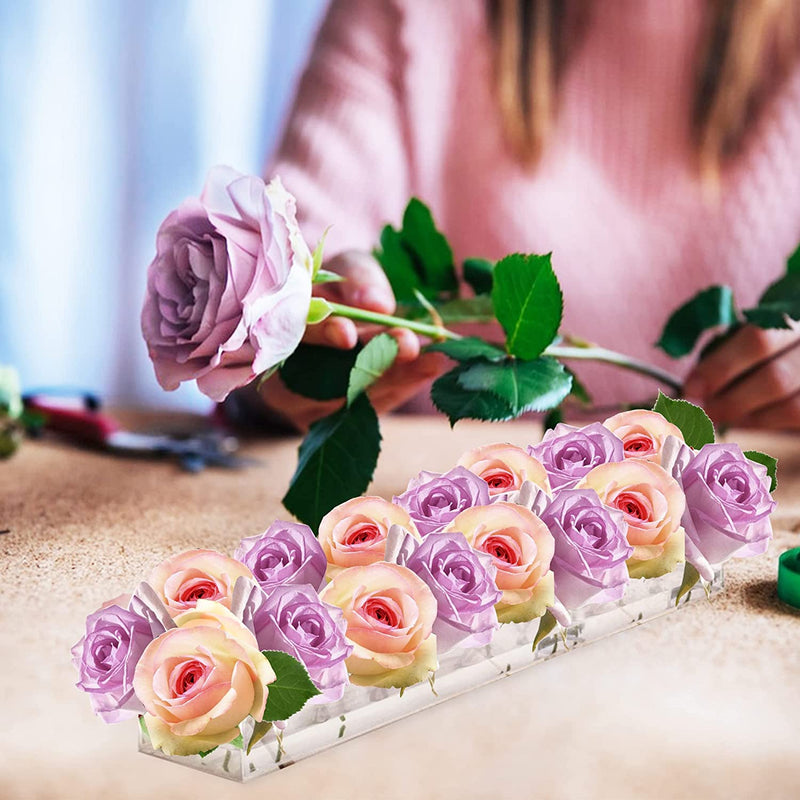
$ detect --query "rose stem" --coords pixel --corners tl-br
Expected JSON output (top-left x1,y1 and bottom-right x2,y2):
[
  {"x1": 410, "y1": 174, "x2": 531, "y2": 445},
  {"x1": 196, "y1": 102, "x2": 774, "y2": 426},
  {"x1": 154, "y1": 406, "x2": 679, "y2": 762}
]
[
  {"x1": 326, "y1": 301, "x2": 462, "y2": 341},
  {"x1": 327, "y1": 302, "x2": 683, "y2": 391},
  {"x1": 546, "y1": 345, "x2": 683, "y2": 392}
]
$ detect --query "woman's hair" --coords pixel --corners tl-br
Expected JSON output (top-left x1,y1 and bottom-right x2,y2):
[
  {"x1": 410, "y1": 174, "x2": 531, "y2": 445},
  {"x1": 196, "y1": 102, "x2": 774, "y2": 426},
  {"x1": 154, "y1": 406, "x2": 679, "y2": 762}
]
[{"x1": 487, "y1": 0, "x2": 800, "y2": 179}]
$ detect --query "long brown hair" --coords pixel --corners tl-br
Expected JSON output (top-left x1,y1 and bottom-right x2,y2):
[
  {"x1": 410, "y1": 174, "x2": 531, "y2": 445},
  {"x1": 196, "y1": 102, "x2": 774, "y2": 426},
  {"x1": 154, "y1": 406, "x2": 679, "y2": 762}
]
[{"x1": 488, "y1": 0, "x2": 800, "y2": 179}]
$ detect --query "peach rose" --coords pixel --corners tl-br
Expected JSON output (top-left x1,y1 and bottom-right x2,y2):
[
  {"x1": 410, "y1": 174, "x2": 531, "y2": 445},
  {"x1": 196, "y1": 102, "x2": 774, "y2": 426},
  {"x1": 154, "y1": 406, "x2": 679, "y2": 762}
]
[
  {"x1": 133, "y1": 600, "x2": 275, "y2": 756},
  {"x1": 602, "y1": 410, "x2": 684, "y2": 464},
  {"x1": 319, "y1": 562, "x2": 438, "y2": 689},
  {"x1": 318, "y1": 497, "x2": 421, "y2": 580},
  {"x1": 149, "y1": 549, "x2": 254, "y2": 617},
  {"x1": 576, "y1": 460, "x2": 686, "y2": 579},
  {"x1": 457, "y1": 443, "x2": 551, "y2": 497},
  {"x1": 446, "y1": 502, "x2": 555, "y2": 623}
]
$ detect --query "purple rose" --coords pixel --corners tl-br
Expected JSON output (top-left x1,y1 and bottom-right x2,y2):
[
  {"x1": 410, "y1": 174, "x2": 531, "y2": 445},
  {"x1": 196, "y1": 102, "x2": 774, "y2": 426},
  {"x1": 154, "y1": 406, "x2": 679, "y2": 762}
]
[
  {"x1": 394, "y1": 467, "x2": 490, "y2": 537},
  {"x1": 141, "y1": 167, "x2": 312, "y2": 402},
  {"x1": 400, "y1": 531, "x2": 501, "y2": 652},
  {"x1": 676, "y1": 443, "x2": 775, "y2": 581},
  {"x1": 71, "y1": 602, "x2": 155, "y2": 723},
  {"x1": 529, "y1": 423, "x2": 624, "y2": 490},
  {"x1": 539, "y1": 490, "x2": 632, "y2": 610},
  {"x1": 245, "y1": 584, "x2": 352, "y2": 702},
  {"x1": 235, "y1": 521, "x2": 326, "y2": 592}
]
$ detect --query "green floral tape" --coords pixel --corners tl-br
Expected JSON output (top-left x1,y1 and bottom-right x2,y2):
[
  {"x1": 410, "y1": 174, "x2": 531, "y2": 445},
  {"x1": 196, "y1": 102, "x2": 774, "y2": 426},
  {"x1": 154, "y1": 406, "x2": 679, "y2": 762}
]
[{"x1": 777, "y1": 548, "x2": 800, "y2": 609}]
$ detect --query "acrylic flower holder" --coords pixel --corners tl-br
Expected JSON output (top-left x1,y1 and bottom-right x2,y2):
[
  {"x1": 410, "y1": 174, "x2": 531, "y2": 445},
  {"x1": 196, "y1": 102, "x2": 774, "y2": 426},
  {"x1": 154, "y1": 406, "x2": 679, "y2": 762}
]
[{"x1": 139, "y1": 565, "x2": 723, "y2": 782}]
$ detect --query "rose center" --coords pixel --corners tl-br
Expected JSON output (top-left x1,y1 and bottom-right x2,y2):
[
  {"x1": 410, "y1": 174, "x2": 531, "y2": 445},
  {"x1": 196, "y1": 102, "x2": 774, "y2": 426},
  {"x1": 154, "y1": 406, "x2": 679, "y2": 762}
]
[
  {"x1": 614, "y1": 492, "x2": 649, "y2": 520},
  {"x1": 362, "y1": 598, "x2": 400, "y2": 627},
  {"x1": 172, "y1": 660, "x2": 206, "y2": 696},
  {"x1": 177, "y1": 577, "x2": 222, "y2": 604},
  {"x1": 345, "y1": 523, "x2": 382, "y2": 547},
  {"x1": 623, "y1": 435, "x2": 655, "y2": 455},
  {"x1": 481, "y1": 469, "x2": 516, "y2": 493},
  {"x1": 482, "y1": 534, "x2": 521, "y2": 565}
]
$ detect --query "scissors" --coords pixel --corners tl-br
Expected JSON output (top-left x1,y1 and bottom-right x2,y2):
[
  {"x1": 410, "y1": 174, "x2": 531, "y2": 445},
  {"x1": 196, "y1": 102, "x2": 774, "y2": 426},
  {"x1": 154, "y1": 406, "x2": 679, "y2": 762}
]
[{"x1": 22, "y1": 391, "x2": 256, "y2": 472}]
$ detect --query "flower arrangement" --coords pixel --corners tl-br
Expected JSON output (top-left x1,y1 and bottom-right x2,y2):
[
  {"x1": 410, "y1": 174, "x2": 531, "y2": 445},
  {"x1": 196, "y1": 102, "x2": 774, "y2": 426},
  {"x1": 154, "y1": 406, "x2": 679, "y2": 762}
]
[
  {"x1": 139, "y1": 167, "x2": 796, "y2": 532},
  {"x1": 73, "y1": 402, "x2": 777, "y2": 764}
]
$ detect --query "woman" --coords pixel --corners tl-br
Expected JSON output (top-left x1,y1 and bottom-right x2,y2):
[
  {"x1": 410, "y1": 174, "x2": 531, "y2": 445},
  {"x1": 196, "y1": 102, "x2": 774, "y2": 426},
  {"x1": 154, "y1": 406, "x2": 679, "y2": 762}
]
[{"x1": 252, "y1": 0, "x2": 800, "y2": 431}]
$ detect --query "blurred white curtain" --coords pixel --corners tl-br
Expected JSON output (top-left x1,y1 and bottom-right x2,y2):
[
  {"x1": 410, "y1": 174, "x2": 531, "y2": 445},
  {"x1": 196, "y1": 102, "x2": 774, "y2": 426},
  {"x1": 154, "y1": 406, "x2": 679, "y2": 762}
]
[{"x1": 0, "y1": 0, "x2": 328, "y2": 411}]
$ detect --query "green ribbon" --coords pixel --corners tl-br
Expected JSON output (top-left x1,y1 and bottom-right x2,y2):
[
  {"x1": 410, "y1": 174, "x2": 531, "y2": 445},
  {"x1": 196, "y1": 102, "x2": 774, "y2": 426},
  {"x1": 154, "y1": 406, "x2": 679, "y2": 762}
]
[{"x1": 777, "y1": 547, "x2": 800, "y2": 609}]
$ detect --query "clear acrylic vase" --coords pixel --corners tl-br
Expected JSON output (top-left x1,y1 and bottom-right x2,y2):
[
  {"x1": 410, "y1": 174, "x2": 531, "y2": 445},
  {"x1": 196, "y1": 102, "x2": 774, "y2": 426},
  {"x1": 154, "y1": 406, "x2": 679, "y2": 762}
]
[{"x1": 138, "y1": 565, "x2": 723, "y2": 782}]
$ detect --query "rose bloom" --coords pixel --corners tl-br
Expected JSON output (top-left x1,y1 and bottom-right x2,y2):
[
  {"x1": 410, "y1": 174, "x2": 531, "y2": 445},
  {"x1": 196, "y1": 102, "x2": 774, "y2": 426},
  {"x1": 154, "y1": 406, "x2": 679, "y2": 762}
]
[
  {"x1": 141, "y1": 167, "x2": 312, "y2": 402},
  {"x1": 318, "y1": 496, "x2": 421, "y2": 579},
  {"x1": 446, "y1": 502, "x2": 555, "y2": 623},
  {"x1": 602, "y1": 410, "x2": 684, "y2": 464},
  {"x1": 577, "y1": 460, "x2": 686, "y2": 579},
  {"x1": 539, "y1": 489, "x2": 633, "y2": 610},
  {"x1": 457, "y1": 442, "x2": 551, "y2": 497},
  {"x1": 133, "y1": 601, "x2": 275, "y2": 756},
  {"x1": 677, "y1": 443, "x2": 775, "y2": 581},
  {"x1": 246, "y1": 584, "x2": 352, "y2": 702},
  {"x1": 234, "y1": 521, "x2": 326, "y2": 593},
  {"x1": 393, "y1": 466, "x2": 490, "y2": 537},
  {"x1": 529, "y1": 422, "x2": 624, "y2": 490},
  {"x1": 149, "y1": 549, "x2": 254, "y2": 617},
  {"x1": 320, "y1": 562, "x2": 438, "y2": 689},
  {"x1": 401, "y1": 531, "x2": 501, "y2": 652},
  {"x1": 72, "y1": 601, "x2": 155, "y2": 723}
]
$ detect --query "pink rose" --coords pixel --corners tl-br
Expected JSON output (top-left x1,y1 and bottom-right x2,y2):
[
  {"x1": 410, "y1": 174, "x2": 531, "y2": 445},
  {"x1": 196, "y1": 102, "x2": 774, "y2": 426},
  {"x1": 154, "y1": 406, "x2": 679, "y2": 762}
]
[
  {"x1": 446, "y1": 502, "x2": 555, "y2": 623},
  {"x1": 133, "y1": 601, "x2": 275, "y2": 756},
  {"x1": 149, "y1": 549, "x2": 253, "y2": 618},
  {"x1": 602, "y1": 410, "x2": 684, "y2": 464},
  {"x1": 320, "y1": 562, "x2": 438, "y2": 689},
  {"x1": 141, "y1": 167, "x2": 313, "y2": 402},
  {"x1": 457, "y1": 443, "x2": 551, "y2": 497},
  {"x1": 318, "y1": 497, "x2": 421, "y2": 579},
  {"x1": 577, "y1": 460, "x2": 686, "y2": 579}
]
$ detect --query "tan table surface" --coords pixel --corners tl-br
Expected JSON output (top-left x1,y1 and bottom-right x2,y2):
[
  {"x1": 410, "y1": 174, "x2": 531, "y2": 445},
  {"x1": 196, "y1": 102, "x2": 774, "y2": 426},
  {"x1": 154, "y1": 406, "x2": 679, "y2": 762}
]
[{"x1": 2, "y1": 416, "x2": 800, "y2": 800}]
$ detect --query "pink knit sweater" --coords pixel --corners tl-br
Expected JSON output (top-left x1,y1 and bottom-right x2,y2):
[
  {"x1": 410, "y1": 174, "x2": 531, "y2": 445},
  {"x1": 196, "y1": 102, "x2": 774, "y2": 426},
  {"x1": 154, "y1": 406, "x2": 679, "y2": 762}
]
[{"x1": 270, "y1": 0, "x2": 800, "y2": 405}]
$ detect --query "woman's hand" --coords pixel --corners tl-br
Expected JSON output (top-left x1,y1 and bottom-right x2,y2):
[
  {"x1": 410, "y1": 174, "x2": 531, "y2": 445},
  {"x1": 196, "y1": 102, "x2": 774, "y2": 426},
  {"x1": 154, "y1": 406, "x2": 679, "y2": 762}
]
[
  {"x1": 683, "y1": 322, "x2": 800, "y2": 429},
  {"x1": 257, "y1": 251, "x2": 448, "y2": 432}
]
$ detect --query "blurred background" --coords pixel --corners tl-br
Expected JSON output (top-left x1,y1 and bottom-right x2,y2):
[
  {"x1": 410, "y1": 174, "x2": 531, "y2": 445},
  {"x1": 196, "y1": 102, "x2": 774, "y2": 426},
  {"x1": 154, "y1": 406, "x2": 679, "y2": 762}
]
[{"x1": 0, "y1": 0, "x2": 328, "y2": 412}]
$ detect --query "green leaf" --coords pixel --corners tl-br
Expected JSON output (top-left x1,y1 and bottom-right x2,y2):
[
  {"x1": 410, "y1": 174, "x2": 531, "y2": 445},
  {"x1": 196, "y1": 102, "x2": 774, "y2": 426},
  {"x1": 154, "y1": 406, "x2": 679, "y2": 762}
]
[
  {"x1": 229, "y1": 733, "x2": 244, "y2": 750},
  {"x1": 261, "y1": 650, "x2": 321, "y2": 722},
  {"x1": 743, "y1": 272, "x2": 800, "y2": 329},
  {"x1": 282, "y1": 393, "x2": 381, "y2": 530},
  {"x1": 656, "y1": 285, "x2": 737, "y2": 358},
  {"x1": 743, "y1": 450, "x2": 778, "y2": 492},
  {"x1": 463, "y1": 258, "x2": 494, "y2": 296},
  {"x1": 787, "y1": 243, "x2": 800, "y2": 275},
  {"x1": 312, "y1": 269, "x2": 344, "y2": 285},
  {"x1": 431, "y1": 364, "x2": 514, "y2": 425},
  {"x1": 564, "y1": 367, "x2": 592, "y2": 405},
  {"x1": 346, "y1": 333, "x2": 398, "y2": 406},
  {"x1": 676, "y1": 562, "x2": 701, "y2": 606},
  {"x1": 427, "y1": 337, "x2": 506, "y2": 362},
  {"x1": 306, "y1": 297, "x2": 333, "y2": 324},
  {"x1": 436, "y1": 295, "x2": 496, "y2": 323},
  {"x1": 0, "y1": 365, "x2": 22, "y2": 419},
  {"x1": 456, "y1": 357, "x2": 573, "y2": 416},
  {"x1": 532, "y1": 609, "x2": 558, "y2": 650},
  {"x1": 401, "y1": 198, "x2": 457, "y2": 295},
  {"x1": 279, "y1": 344, "x2": 360, "y2": 400},
  {"x1": 311, "y1": 227, "x2": 330, "y2": 279},
  {"x1": 374, "y1": 226, "x2": 420, "y2": 303},
  {"x1": 198, "y1": 747, "x2": 218, "y2": 758},
  {"x1": 246, "y1": 720, "x2": 273, "y2": 755},
  {"x1": 491, "y1": 253, "x2": 563, "y2": 359},
  {"x1": 542, "y1": 407, "x2": 563, "y2": 432},
  {"x1": 652, "y1": 391, "x2": 715, "y2": 449}
]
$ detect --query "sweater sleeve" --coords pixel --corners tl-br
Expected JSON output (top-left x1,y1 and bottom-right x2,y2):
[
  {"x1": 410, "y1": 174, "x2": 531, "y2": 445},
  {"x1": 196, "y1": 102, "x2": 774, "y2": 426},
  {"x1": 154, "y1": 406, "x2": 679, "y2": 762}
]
[{"x1": 267, "y1": 0, "x2": 411, "y2": 257}]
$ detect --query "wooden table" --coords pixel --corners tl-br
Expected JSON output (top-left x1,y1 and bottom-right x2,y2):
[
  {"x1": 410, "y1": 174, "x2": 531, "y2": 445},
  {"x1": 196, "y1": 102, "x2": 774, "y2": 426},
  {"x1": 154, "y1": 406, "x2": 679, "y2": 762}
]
[{"x1": 1, "y1": 416, "x2": 799, "y2": 800}]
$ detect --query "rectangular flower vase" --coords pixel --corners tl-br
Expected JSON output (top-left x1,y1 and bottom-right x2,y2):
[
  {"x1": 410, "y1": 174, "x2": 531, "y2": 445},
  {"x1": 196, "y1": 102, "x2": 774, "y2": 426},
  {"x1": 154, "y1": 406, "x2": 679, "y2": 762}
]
[{"x1": 138, "y1": 566, "x2": 723, "y2": 782}]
